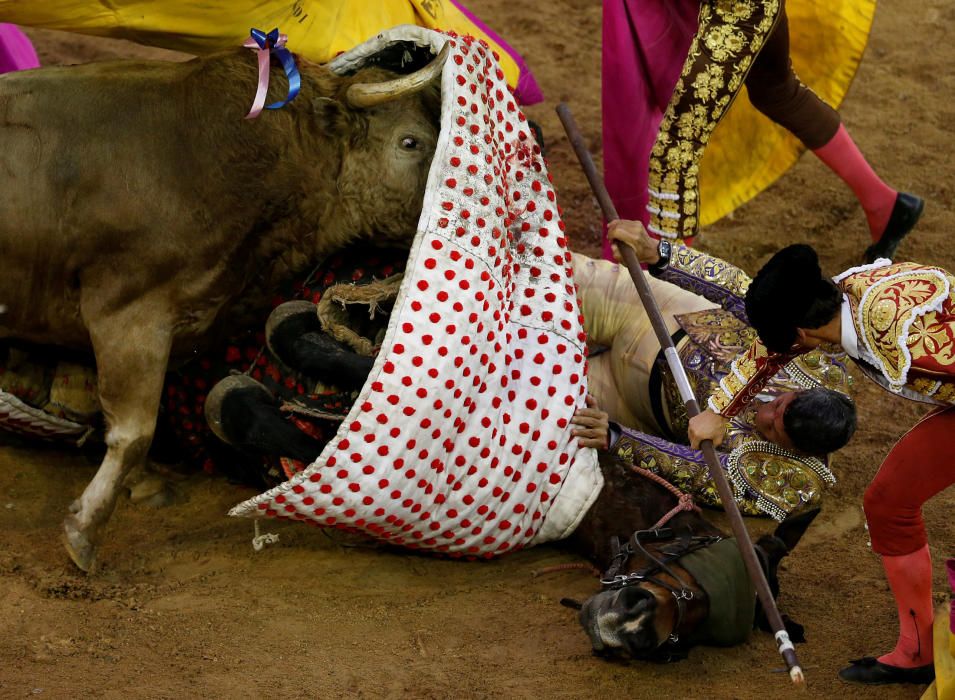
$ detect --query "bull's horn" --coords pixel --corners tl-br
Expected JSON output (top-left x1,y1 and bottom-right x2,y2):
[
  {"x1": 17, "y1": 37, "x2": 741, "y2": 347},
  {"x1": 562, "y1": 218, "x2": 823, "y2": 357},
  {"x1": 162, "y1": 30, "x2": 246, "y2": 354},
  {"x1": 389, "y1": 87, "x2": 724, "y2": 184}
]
[{"x1": 345, "y1": 43, "x2": 449, "y2": 109}]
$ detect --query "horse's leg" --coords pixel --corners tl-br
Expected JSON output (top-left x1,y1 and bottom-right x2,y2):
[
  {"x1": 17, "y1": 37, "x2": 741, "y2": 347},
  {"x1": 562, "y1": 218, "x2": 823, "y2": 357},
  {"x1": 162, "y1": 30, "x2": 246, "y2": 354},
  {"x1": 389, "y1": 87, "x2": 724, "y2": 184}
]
[
  {"x1": 266, "y1": 301, "x2": 373, "y2": 390},
  {"x1": 63, "y1": 301, "x2": 173, "y2": 572},
  {"x1": 204, "y1": 374, "x2": 324, "y2": 463}
]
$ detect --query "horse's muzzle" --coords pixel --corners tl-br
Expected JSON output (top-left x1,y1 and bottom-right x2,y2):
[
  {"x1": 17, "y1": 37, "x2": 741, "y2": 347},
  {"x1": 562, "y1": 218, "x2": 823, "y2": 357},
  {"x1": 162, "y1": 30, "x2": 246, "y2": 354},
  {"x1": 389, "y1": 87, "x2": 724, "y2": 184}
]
[{"x1": 578, "y1": 586, "x2": 661, "y2": 656}]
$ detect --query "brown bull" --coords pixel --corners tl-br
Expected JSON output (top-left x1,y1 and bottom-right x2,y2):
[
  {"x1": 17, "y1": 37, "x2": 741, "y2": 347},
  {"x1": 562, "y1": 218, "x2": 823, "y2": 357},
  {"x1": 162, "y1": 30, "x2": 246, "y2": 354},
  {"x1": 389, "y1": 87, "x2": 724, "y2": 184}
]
[{"x1": 0, "y1": 42, "x2": 447, "y2": 571}]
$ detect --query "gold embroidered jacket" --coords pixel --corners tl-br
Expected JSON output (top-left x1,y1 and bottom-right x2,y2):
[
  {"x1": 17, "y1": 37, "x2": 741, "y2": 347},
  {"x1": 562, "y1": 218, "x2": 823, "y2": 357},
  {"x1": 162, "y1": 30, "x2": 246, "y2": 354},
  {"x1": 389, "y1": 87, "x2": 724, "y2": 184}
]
[{"x1": 703, "y1": 256, "x2": 955, "y2": 415}]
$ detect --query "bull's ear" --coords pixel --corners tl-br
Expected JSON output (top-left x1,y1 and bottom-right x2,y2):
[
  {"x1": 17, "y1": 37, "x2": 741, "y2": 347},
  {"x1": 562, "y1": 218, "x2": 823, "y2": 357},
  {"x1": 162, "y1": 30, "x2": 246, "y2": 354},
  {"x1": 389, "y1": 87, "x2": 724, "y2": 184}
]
[
  {"x1": 309, "y1": 97, "x2": 355, "y2": 135},
  {"x1": 773, "y1": 506, "x2": 821, "y2": 552}
]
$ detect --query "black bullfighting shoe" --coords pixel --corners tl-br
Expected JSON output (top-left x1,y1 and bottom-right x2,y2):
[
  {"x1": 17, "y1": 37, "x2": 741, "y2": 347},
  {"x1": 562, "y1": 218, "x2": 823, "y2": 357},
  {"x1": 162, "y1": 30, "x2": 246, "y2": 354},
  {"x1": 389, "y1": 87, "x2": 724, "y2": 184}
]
[
  {"x1": 265, "y1": 300, "x2": 373, "y2": 389},
  {"x1": 838, "y1": 656, "x2": 935, "y2": 685},
  {"x1": 864, "y1": 192, "x2": 924, "y2": 264}
]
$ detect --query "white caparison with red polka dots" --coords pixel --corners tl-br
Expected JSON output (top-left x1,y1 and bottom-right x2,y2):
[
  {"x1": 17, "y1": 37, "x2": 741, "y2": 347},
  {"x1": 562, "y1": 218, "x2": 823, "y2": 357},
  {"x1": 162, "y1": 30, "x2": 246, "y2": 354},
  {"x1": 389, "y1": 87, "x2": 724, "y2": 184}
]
[{"x1": 230, "y1": 26, "x2": 602, "y2": 558}]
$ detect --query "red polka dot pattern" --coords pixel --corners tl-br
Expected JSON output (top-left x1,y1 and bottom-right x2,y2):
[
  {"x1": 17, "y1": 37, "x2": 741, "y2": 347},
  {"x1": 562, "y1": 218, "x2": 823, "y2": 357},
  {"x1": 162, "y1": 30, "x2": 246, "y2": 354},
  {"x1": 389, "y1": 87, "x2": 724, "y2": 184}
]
[{"x1": 230, "y1": 32, "x2": 599, "y2": 558}]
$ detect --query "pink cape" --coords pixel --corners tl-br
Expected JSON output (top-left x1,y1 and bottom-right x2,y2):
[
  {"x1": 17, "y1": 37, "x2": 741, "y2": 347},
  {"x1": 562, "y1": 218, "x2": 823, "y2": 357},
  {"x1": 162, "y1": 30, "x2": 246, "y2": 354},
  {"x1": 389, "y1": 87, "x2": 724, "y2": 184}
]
[
  {"x1": 0, "y1": 24, "x2": 39, "y2": 73},
  {"x1": 601, "y1": 0, "x2": 698, "y2": 258}
]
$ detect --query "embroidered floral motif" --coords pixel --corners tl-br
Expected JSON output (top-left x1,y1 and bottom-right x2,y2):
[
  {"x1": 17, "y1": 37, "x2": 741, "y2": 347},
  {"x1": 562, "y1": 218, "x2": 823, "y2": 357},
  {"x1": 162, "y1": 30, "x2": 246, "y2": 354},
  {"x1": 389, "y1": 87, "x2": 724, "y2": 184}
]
[
  {"x1": 907, "y1": 313, "x2": 955, "y2": 367},
  {"x1": 844, "y1": 265, "x2": 951, "y2": 385}
]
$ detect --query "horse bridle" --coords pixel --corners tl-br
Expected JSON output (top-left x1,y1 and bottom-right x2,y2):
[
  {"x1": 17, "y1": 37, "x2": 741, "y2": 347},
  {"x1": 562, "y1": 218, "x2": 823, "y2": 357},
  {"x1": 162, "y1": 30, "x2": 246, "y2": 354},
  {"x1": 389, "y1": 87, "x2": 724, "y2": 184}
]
[{"x1": 599, "y1": 527, "x2": 723, "y2": 646}]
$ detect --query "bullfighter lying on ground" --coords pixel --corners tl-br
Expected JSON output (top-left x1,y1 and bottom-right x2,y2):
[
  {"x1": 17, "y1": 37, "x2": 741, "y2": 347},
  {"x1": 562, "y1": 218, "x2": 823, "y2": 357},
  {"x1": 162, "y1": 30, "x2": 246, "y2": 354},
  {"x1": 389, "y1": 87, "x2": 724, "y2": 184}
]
[
  {"x1": 572, "y1": 247, "x2": 855, "y2": 521},
  {"x1": 197, "y1": 241, "x2": 856, "y2": 524},
  {"x1": 609, "y1": 217, "x2": 954, "y2": 685}
]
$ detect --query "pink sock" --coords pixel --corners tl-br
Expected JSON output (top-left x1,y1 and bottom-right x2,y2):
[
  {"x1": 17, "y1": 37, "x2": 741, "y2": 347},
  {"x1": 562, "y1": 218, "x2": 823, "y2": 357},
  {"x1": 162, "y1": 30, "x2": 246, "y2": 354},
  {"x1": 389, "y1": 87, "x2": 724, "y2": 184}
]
[
  {"x1": 878, "y1": 544, "x2": 935, "y2": 668},
  {"x1": 812, "y1": 125, "x2": 898, "y2": 241}
]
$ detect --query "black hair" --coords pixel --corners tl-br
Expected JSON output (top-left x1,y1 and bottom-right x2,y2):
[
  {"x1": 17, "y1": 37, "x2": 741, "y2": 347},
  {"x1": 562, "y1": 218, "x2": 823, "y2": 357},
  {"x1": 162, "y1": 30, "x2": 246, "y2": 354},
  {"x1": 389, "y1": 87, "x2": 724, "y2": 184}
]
[
  {"x1": 745, "y1": 245, "x2": 842, "y2": 353},
  {"x1": 783, "y1": 388, "x2": 857, "y2": 455}
]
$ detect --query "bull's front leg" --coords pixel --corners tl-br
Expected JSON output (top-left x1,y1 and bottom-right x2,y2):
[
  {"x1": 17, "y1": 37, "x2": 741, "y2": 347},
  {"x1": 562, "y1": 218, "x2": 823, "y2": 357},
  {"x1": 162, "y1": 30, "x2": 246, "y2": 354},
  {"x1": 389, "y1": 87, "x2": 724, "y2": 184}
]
[{"x1": 63, "y1": 298, "x2": 173, "y2": 572}]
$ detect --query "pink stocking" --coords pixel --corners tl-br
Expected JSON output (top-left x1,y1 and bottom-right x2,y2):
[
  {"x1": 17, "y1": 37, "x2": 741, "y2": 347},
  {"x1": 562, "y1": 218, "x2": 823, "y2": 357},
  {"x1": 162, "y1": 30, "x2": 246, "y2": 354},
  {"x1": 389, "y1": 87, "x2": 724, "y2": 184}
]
[
  {"x1": 877, "y1": 544, "x2": 935, "y2": 668},
  {"x1": 812, "y1": 124, "x2": 898, "y2": 242}
]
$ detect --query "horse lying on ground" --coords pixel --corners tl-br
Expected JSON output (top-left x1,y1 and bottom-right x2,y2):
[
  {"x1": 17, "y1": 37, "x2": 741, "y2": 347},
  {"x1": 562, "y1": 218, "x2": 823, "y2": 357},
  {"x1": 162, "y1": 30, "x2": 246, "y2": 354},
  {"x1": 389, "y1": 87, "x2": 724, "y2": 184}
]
[
  {"x1": 0, "y1": 41, "x2": 446, "y2": 571},
  {"x1": 565, "y1": 453, "x2": 815, "y2": 659}
]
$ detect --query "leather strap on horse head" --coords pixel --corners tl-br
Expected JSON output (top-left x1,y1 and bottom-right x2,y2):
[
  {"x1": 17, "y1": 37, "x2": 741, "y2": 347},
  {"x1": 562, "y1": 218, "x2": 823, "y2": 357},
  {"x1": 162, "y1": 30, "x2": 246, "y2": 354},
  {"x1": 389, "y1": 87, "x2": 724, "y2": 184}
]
[
  {"x1": 558, "y1": 103, "x2": 805, "y2": 685},
  {"x1": 601, "y1": 527, "x2": 724, "y2": 649}
]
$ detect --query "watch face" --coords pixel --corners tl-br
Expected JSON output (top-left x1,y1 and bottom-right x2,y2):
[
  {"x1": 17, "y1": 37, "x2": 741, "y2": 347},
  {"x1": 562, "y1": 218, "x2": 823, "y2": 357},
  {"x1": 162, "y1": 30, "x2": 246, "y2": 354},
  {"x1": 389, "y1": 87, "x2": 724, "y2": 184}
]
[{"x1": 654, "y1": 240, "x2": 671, "y2": 270}]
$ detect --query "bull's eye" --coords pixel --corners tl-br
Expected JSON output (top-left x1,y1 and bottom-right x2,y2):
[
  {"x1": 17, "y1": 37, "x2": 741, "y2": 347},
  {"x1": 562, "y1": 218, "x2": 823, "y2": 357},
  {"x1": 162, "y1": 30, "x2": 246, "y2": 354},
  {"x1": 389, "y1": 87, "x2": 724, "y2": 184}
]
[{"x1": 400, "y1": 136, "x2": 419, "y2": 150}]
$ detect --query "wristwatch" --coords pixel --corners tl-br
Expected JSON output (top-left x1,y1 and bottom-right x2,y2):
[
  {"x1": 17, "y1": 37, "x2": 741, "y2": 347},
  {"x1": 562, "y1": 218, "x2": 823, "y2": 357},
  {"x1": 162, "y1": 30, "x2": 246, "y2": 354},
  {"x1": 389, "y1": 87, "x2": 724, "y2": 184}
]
[{"x1": 648, "y1": 239, "x2": 672, "y2": 276}]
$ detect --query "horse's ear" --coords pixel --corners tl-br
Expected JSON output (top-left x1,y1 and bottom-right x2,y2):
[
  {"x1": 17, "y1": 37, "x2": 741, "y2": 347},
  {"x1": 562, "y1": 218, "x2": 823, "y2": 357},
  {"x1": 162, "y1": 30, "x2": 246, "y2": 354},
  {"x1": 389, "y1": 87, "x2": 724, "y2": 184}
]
[{"x1": 773, "y1": 506, "x2": 821, "y2": 552}]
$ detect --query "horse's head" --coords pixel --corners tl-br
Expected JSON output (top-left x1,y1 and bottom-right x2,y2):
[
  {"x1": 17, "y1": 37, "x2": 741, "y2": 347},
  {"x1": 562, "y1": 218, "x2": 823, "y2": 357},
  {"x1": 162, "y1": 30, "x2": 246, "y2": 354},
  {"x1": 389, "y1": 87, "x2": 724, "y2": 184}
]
[
  {"x1": 576, "y1": 508, "x2": 819, "y2": 660},
  {"x1": 576, "y1": 528, "x2": 715, "y2": 661},
  {"x1": 578, "y1": 583, "x2": 683, "y2": 659}
]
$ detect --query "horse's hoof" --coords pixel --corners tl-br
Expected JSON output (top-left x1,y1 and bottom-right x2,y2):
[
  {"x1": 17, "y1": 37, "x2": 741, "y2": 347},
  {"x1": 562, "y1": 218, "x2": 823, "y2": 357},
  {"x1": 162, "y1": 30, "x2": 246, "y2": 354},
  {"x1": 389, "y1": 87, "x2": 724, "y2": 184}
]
[
  {"x1": 62, "y1": 516, "x2": 96, "y2": 573},
  {"x1": 204, "y1": 374, "x2": 274, "y2": 446},
  {"x1": 265, "y1": 300, "x2": 321, "y2": 366}
]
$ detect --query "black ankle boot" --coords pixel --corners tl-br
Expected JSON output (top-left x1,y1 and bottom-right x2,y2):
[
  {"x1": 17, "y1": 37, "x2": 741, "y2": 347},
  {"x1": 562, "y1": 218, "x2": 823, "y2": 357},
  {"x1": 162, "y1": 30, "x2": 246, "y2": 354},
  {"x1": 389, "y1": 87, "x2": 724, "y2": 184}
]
[
  {"x1": 864, "y1": 193, "x2": 924, "y2": 263},
  {"x1": 838, "y1": 656, "x2": 935, "y2": 685}
]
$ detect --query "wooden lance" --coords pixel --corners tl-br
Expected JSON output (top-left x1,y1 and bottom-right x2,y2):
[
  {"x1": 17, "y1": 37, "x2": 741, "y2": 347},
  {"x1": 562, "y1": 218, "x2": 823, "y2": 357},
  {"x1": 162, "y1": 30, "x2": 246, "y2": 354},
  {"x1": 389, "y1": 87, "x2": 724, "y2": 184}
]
[{"x1": 556, "y1": 102, "x2": 805, "y2": 685}]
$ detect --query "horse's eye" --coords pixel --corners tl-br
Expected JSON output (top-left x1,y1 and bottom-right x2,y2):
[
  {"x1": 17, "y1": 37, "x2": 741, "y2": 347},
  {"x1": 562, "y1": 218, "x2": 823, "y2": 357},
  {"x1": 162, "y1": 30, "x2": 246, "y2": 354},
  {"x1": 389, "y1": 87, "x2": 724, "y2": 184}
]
[{"x1": 401, "y1": 136, "x2": 418, "y2": 150}]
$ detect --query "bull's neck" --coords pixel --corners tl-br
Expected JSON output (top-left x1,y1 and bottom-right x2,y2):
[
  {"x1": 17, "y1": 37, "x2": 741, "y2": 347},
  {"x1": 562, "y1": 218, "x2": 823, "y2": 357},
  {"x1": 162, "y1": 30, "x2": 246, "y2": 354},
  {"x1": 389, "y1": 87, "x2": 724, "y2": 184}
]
[
  {"x1": 189, "y1": 51, "x2": 342, "y2": 223},
  {"x1": 184, "y1": 53, "x2": 347, "y2": 331}
]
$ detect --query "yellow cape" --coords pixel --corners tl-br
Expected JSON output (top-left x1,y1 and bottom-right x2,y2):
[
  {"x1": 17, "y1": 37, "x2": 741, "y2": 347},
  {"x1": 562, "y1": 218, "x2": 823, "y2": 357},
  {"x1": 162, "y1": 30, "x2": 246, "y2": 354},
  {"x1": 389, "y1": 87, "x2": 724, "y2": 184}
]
[{"x1": 0, "y1": 0, "x2": 530, "y2": 98}]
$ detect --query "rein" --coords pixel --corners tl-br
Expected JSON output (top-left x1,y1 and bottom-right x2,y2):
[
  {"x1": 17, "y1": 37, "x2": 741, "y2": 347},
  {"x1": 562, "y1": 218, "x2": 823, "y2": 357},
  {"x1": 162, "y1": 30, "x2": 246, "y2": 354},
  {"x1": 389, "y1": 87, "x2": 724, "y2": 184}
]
[
  {"x1": 592, "y1": 459, "x2": 715, "y2": 645},
  {"x1": 629, "y1": 463, "x2": 701, "y2": 529}
]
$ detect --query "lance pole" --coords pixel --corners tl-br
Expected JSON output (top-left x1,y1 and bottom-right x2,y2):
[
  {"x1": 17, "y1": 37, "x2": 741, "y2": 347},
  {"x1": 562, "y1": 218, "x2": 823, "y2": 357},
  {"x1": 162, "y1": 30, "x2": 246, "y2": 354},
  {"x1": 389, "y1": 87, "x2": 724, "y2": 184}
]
[{"x1": 556, "y1": 102, "x2": 805, "y2": 685}]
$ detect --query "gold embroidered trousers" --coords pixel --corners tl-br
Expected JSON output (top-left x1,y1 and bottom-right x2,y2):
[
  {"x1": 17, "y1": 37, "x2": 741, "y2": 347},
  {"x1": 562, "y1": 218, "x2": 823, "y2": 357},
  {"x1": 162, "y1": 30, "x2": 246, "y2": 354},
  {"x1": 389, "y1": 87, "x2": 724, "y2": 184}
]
[{"x1": 648, "y1": 0, "x2": 841, "y2": 240}]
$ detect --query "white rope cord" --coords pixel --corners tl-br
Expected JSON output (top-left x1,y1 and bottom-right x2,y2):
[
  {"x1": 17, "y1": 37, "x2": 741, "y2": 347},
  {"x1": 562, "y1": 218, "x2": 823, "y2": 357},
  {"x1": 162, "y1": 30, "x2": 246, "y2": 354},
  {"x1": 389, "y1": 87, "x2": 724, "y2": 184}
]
[{"x1": 252, "y1": 519, "x2": 280, "y2": 552}]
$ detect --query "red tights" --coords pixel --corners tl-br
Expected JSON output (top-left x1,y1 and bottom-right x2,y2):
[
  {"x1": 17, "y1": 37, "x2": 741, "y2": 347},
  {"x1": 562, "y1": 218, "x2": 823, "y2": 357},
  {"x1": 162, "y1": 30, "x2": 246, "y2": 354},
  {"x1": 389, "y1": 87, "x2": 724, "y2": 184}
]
[{"x1": 865, "y1": 407, "x2": 955, "y2": 556}]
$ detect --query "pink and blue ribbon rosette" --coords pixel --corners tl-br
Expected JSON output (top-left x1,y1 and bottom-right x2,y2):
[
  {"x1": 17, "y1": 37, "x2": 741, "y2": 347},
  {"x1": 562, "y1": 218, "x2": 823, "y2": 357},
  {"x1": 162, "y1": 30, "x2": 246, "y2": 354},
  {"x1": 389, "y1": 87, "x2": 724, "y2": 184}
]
[{"x1": 244, "y1": 27, "x2": 301, "y2": 119}]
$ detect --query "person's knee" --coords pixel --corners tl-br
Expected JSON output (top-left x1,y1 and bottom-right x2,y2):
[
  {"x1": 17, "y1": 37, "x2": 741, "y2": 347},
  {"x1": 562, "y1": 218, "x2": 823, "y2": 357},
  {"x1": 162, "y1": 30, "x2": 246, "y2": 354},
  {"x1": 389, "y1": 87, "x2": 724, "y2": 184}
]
[
  {"x1": 863, "y1": 479, "x2": 893, "y2": 522},
  {"x1": 746, "y1": 74, "x2": 800, "y2": 118}
]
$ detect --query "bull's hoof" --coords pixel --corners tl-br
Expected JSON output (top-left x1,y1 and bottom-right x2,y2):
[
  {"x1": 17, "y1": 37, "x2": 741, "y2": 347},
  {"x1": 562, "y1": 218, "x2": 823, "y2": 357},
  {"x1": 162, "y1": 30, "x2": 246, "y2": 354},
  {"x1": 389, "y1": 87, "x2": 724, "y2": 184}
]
[
  {"x1": 128, "y1": 475, "x2": 180, "y2": 508},
  {"x1": 62, "y1": 516, "x2": 96, "y2": 573}
]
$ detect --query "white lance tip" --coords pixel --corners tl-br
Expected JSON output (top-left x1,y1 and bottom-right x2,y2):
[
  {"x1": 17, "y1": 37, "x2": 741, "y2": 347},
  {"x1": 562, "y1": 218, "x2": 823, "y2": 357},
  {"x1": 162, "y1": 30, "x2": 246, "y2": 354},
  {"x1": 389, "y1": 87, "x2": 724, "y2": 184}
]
[{"x1": 789, "y1": 665, "x2": 805, "y2": 686}]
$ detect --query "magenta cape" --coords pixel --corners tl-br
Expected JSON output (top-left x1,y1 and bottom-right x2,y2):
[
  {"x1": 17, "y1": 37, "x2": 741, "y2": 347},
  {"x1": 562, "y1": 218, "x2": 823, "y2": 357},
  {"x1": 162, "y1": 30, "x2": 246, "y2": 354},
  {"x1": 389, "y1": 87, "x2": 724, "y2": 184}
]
[
  {"x1": 0, "y1": 24, "x2": 39, "y2": 73},
  {"x1": 601, "y1": 0, "x2": 698, "y2": 258}
]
